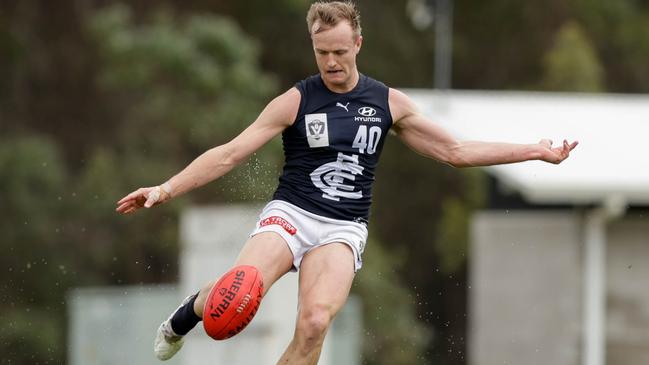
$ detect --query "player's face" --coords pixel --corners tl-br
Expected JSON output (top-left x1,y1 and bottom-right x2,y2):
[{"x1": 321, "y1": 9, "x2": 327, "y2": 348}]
[{"x1": 311, "y1": 21, "x2": 362, "y2": 93}]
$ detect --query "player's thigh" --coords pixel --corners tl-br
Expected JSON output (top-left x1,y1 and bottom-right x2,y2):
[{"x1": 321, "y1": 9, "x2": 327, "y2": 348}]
[
  {"x1": 297, "y1": 242, "x2": 356, "y2": 321},
  {"x1": 234, "y1": 231, "x2": 294, "y2": 290},
  {"x1": 195, "y1": 231, "x2": 294, "y2": 313}
]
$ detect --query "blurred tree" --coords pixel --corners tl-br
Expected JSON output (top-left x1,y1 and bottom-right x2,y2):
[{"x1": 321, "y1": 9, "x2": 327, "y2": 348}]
[
  {"x1": 572, "y1": 0, "x2": 649, "y2": 92},
  {"x1": 453, "y1": 0, "x2": 571, "y2": 90},
  {"x1": 371, "y1": 139, "x2": 486, "y2": 363},
  {"x1": 541, "y1": 21, "x2": 605, "y2": 92},
  {"x1": 354, "y1": 237, "x2": 432, "y2": 365},
  {"x1": 354, "y1": 0, "x2": 436, "y2": 88},
  {"x1": 0, "y1": 136, "x2": 69, "y2": 364},
  {"x1": 88, "y1": 4, "x2": 281, "y2": 203},
  {"x1": 0, "y1": 4, "x2": 281, "y2": 364},
  {"x1": 0, "y1": 0, "x2": 98, "y2": 164}
]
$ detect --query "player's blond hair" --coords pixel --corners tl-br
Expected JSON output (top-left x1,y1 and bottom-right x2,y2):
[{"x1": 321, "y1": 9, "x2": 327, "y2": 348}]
[{"x1": 306, "y1": 1, "x2": 362, "y2": 39}]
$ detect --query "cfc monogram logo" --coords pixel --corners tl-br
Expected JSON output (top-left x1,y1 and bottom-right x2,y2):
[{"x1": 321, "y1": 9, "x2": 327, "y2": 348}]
[{"x1": 310, "y1": 152, "x2": 364, "y2": 201}]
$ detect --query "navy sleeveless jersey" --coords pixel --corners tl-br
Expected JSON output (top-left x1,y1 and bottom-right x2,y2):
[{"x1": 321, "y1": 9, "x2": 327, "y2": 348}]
[{"x1": 272, "y1": 74, "x2": 393, "y2": 223}]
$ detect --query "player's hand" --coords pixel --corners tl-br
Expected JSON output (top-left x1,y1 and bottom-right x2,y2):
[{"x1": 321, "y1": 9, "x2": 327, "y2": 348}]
[
  {"x1": 115, "y1": 184, "x2": 172, "y2": 214},
  {"x1": 538, "y1": 139, "x2": 579, "y2": 164}
]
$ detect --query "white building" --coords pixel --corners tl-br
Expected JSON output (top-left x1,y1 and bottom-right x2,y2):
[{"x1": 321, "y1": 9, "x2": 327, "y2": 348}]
[{"x1": 408, "y1": 90, "x2": 649, "y2": 365}]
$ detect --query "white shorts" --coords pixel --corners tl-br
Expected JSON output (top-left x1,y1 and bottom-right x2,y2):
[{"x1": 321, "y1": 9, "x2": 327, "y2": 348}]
[{"x1": 250, "y1": 200, "x2": 368, "y2": 272}]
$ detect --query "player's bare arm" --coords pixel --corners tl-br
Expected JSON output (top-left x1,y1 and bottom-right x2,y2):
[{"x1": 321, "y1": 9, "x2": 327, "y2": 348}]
[
  {"x1": 389, "y1": 88, "x2": 578, "y2": 167},
  {"x1": 115, "y1": 87, "x2": 300, "y2": 214}
]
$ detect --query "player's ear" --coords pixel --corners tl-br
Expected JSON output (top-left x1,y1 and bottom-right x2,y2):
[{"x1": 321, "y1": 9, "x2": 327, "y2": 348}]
[{"x1": 355, "y1": 35, "x2": 363, "y2": 54}]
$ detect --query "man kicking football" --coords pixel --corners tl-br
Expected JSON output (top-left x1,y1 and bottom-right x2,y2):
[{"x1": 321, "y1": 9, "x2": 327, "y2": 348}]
[{"x1": 116, "y1": 1, "x2": 578, "y2": 364}]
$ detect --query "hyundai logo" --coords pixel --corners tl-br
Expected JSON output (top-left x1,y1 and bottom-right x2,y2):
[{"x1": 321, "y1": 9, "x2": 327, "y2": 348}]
[{"x1": 357, "y1": 107, "x2": 377, "y2": 117}]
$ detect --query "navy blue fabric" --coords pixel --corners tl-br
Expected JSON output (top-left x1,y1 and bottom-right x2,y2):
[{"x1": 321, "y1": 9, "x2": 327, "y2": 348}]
[
  {"x1": 170, "y1": 292, "x2": 201, "y2": 335},
  {"x1": 272, "y1": 74, "x2": 393, "y2": 224}
]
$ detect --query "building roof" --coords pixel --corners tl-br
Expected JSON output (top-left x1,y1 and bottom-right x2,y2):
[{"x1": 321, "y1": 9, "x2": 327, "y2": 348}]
[{"x1": 405, "y1": 89, "x2": 649, "y2": 206}]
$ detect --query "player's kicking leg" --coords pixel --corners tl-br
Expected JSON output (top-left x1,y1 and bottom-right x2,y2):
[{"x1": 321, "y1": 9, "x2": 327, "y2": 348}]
[
  {"x1": 154, "y1": 232, "x2": 293, "y2": 361},
  {"x1": 276, "y1": 242, "x2": 356, "y2": 365}
]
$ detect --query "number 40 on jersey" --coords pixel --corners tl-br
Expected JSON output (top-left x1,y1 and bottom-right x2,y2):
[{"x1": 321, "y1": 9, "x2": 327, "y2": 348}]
[{"x1": 352, "y1": 125, "x2": 382, "y2": 155}]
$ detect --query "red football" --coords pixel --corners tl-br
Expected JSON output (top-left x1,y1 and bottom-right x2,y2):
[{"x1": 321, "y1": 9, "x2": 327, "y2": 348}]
[{"x1": 202, "y1": 265, "x2": 264, "y2": 340}]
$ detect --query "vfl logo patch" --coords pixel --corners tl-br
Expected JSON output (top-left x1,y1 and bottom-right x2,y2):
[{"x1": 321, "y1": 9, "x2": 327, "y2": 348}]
[
  {"x1": 357, "y1": 107, "x2": 376, "y2": 117},
  {"x1": 260, "y1": 216, "x2": 298, "y2": 235},
  {"x1": 308, "y1": 120, "x2": 325, "y2": 137},
  {"x1": 305, "y1": 113, "x2": 329, "y2": 148}
]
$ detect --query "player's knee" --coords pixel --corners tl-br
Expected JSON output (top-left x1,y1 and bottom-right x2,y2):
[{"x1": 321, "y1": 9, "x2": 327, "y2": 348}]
[{"x1": 296, "y1": 304, "x2": 333, "y2": 342}]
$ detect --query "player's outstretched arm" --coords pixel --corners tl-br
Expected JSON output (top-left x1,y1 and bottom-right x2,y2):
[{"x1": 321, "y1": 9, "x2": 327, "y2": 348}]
[
  {"x1": 389, "y1": 88, "x2": 578, "y2": 168},
  {"x1": 116, "y1": 88, "x2": 300, "y2": 214}
]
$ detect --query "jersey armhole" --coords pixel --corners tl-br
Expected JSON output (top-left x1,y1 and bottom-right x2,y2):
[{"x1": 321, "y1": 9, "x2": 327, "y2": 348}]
[
  {"x1": 293, "y1": 82, "x2": 307, "y2": 124},
  {"x1": 384, "y1": 86, "x2": 394, "y2": 130}
]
